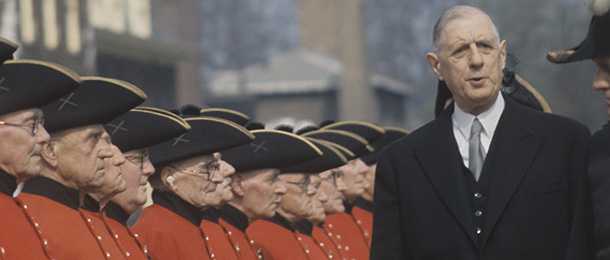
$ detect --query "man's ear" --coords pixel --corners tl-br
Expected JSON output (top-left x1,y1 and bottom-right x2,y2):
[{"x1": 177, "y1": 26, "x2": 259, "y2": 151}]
[
  {"x1": 499, "y1": 39, "x2": 507, "y2": 70},
  {"x1": 41, "y1": 141, "x2": 58, "y2": 168},
  {"x1": 160, "y1": 167, "x2": 176, "y2": 191},
  {"x1": 230, "y1": 173, "x2": 245, "y2": 197},
  {"x1": 426, "y1": 52, "x2": 444, "y2": 81}
]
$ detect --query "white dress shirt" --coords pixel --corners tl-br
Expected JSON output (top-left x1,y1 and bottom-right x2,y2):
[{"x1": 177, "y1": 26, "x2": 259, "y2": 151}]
[{"x1": 452, "y1": 92, "x2": 505, "y2": 168}]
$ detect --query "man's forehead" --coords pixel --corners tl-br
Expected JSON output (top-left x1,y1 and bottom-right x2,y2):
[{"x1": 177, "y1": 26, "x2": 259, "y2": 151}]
[{"x1": 0, "y1": 107, "x2": 42, "y2": 121}]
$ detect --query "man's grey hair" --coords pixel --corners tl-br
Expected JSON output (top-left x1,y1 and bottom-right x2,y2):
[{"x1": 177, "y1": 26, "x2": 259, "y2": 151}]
[{"x1": 432, "y1": 6, "x2": 500, "y2": 54}]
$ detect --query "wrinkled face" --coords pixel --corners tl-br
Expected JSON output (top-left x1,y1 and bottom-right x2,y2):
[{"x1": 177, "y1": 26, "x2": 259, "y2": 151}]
[
  {"x1": 212, "y1": 159, "x2": 236, "y2": 206},
  {"x1": 52, "y1": 125, "x2": 114, "y2": 191},
  {"x1": 111, "y1": 148, "x2": 155, "y2": 214},
  {"x1": 427, "y1": 12, "x2": 506, "y2": 115},
  {"x1": 0, "y1": 108, "x2": 50, "y2": 182},
  {"x1": 593, "y1": 56, "x2": 610, "y2": 117},
  {"x1": 238, "y1": 168, "x2": 287, "y2": 221},
  {"x1": 278, "y1": 173, "x2": 318, "y2": 221},
  {"x1": 319, "y1": 169, "x2": 346, "y2": 214},
  {"x1": 364, "y1": 164, "x2": 376, "y2": 198},
  {"x1": 94, "y1": 145, "x2": 127, "y2": 198},
  {"x1": 170, "y1": 153, "x2": 224, "y2": 210},
  {"x1": 307, "y1": 174, "x2": 327, "y2": 224},
  {"x1": 339, "y1": 158, "x2": 369, "y2": 201}
]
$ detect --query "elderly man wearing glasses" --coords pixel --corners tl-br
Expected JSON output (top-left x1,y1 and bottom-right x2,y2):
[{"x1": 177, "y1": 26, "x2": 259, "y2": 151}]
[
  {"x1": 17, "y1": 76, "x2": 146, "y2": 260},
  {"x1": 132, "y1": 105, "x2": 254, "y2": 260},
  {"x1": 0, "y1": 40, "x2": 80, "y2": 259}
]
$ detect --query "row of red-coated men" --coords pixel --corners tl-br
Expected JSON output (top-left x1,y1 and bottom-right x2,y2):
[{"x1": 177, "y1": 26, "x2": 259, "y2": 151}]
[{"x1": 0, "y1": 36, "x2": 407, "y2": 260}]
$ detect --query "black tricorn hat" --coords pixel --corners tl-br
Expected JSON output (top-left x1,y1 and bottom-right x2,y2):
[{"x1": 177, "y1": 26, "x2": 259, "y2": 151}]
[
  {"x1": 0, "y1": 38, "x2": 17, "y2": 64},
  {"x1": 0, "y1": 59, "x2": 81, "y2": 116},
  {"x1": 149, "y1": 116, "x2": 255, "y2": 166},
  {"x1": 200, "y1": 108, "x2": 250, "y2": 126},
  {"x1": 42, "y1": 76, "x2": 147, "y2": 133},
  {"x1": 222, "y1": 130, "x2": 323, "y2": 172},
  {"x1": 547, "y1": 0, "x2": 610, "y2": 63},
  {"x1": 360, "y1": 127, "x2": 410, "y2": 166},
  {"x1": 320, "y1": 121, "x2": 385, "y2": 144},
  {"x1": 301, "y1": 129, "x2": 372, "y2": 158},
  {"x1": 280, "y1": 138, "x2": 349, "y2": 174},
  {"x1": 104, "y1": 107, "x2": 191, "y2": 152}
]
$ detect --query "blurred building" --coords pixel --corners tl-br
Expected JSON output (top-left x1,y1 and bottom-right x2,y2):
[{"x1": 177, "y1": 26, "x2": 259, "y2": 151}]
[
  {"x1": 207, "y1": 0, "x2": 413, "y2": 127},
  {"x1": 0, "y1": 0, "x2": 202, "y2": 109}
]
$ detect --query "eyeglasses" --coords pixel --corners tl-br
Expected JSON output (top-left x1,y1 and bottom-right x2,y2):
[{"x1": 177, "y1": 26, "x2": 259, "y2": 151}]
[
  {"x1": 0, "y1": 117, "x2": 44, "y2": 136},
  {"x1": 171, "y1": 162, "x2": 220, "y2": 181},
  {"x1": 285, "y1": 177, "x2": 310, "y2": 192},
  {"x1": 125, "y1": 152, "x2": 149, "y2": 171}
]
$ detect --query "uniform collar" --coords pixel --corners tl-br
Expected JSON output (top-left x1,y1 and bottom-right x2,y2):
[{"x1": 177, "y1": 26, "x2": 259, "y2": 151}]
[
  {"x1": 0, "y1": 169, "x2": 16, "y2": 196},
  {"x1": 265, "y1": 212, "x2": 295, "y2": 232},
  {"x1": 203, "y1": 207, "x2": 221, "y2": 223},
  {"x1": 105, "y1": 200, "x2": 130, "y2": 227},
  {"x1": 21, "y1": 176, "x2": 80, "y2": 210},
  {"x1": 152, "y1": 189, "x2": 204, "y2": 227},
  {"x1": 219, "y1": 203, "x2": 250, "y2": 233},
  {"x1": 81, "y1": 194, "x2": 100, "y2": 212},
  {"x1": 343, "y1": 200, "x2": 354, "y2": 214},
  {"x1": 294, "y1": 219, "x2": 313, "y2": 236},
  {"x1": 353, "y1": 196, "x2": 373, "y2": 213}
]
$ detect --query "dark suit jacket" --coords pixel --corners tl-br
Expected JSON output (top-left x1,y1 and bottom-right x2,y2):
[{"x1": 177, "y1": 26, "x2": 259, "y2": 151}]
[
  {"x1": 587, "y1": 124, "x2": 610, "y2": 259},
  {"x1": 370, "y1": 94, "x2": 592, "y2": 260}
]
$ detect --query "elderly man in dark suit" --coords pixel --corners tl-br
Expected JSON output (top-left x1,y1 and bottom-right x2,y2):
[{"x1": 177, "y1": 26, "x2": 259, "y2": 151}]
[{"x1": 370, "y1": 5, "x2": 592, "y2": 260}]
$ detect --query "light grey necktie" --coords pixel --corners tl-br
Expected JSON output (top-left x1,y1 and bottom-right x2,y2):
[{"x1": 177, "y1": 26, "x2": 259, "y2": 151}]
[{"x1": 468, "y1": 118, "x2": 486, "y2": 181}]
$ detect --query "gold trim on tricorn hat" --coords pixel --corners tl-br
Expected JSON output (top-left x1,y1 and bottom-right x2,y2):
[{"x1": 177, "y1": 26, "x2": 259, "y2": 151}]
[
  {"x1": 200, "y1": 108, "x2": 250, "y2": 126},
  {"x1": 280, "y1": 138, "x2": 349, "y2": 174},
  {"x1": 222, "y1": 129, "x2": 323, "y2": 172},
  {"x1": 0, "y1": 59, "x2": 81, "y2": 115},
  {"x1": 320, "y1": 121, "x2": 385, "y2": 144},
  {"x1": 360, "y1": 127, "x2": 410, "y2": 166},
  {"x1": 302, "y1": 129, "x2": 372, "y2": 158},
  {"x1": 149, "y1": 116, "x2": 255, "y2": 166},
  {"x1": 42, "y1": 76, "x2": 147, "y2": 133},
  {"x1": 104, "y1": 107, "x2": 191, "y2": 152}
]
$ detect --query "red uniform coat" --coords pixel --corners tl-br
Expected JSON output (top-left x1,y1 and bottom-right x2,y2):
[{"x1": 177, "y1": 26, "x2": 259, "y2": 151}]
[
  {"x1": 246, "y1": 214, "x2": 309, "y2": 260},
  {"x1": 218, "y1": 204, "x2": 263, "y2": 260},
  {"x1": 200, "y1": 208, "x2": 240, "y2": 260},
  {"x1": 312, "y1": 225, "x2": 344, "y2": 260},
  {"x1": 0, "y1": 171, "x2": 51, "y2": 259},
  {"x1": 80, "y1": 196, "x2": 129, "y2": 260},
  {"x1": 293, "y1": 220, "x2": 331, "y2": 260},
  {"x1": 132, "y1": 190, "x2": 211, "y2": 260},
  {"x1": 324, "y1": 211, "x2": 369, "y2": 260},
  {"x1": 16, "y1": 176, "x2": 110, "y2": 260},
  {"x1": 103, "y1": 201, "x2": 149, "y2": 260},
  {"x1": 351, "y1": 197, "x2": 373, "y2": 246}
]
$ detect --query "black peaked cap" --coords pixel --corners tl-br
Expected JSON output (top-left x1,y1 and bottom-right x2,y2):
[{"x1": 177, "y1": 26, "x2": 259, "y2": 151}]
[
  {"x1": 43, "y1": 76, "x2": 147, "y2": 133},
  {"x1": 104, "y1": 107, "x2": 191, "y2": 152},
  {"x1": 200, "y1": 108, "x2": 250, "y2": 126},
  {"x1": 302, "y1": 129, "x2": 372, "y2": 158},
  {"x1": 0, "y1": 59, "x2": 81, "y2": 115},
  {"x1": 320, "y1": 121, "x2": 385, "y2": 144},
  {"x1": 149, "y1": 116, "x2": 254, "y2": 166},
  {"x1": 222, "y1": 130, "x2": 323, "y2": 172},
  {"x1": 360, "y1": 127, "x2": 409, "y2": 166},
  {"x1": 281, "y1": 138, "x2": 348, "y2": 174}
]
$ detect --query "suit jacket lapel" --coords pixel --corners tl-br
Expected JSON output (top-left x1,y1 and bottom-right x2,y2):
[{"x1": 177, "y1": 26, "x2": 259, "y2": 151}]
[
  {"x1": 480, "y1": 97, "x2": 543, "y2": 247},
  {"x1": 414, "y1": 106, "x2": 479, "y2": 246}
]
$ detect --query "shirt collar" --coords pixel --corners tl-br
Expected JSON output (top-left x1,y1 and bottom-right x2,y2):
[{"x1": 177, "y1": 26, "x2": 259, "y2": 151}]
[{"x1": 453, "y1": 92, "x2": 505, "y2": 140}]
